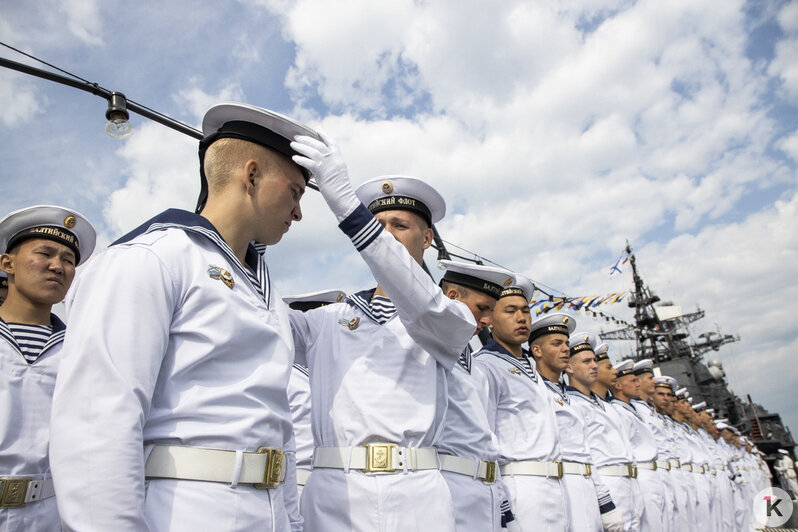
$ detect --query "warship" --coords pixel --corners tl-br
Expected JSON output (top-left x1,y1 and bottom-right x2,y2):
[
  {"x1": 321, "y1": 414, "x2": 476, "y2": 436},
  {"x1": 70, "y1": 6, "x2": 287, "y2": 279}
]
[{"x1": 598, "y1": 242, "x2": 795, "y2": 466}]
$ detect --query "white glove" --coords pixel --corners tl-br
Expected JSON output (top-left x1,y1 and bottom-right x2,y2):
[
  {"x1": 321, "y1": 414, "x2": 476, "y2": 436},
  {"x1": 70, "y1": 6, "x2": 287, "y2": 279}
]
[
  {"x1": 601, "y1": 507, "x2": 625, "y2": 532},
  {"x1": 291, "y1": 131, "x2": 360, "y2": 222}
]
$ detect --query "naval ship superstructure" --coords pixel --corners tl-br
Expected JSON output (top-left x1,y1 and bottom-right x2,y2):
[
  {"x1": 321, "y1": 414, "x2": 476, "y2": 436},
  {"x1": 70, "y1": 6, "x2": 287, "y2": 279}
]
[{"x1": 599, "y1": 243, "x2": 795, "y2": 461}]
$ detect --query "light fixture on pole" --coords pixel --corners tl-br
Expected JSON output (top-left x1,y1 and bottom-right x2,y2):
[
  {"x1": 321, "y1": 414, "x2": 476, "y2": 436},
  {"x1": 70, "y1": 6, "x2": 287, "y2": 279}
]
[{"x1": 105, "y1": 92, "x2": 133, "y2": 139}]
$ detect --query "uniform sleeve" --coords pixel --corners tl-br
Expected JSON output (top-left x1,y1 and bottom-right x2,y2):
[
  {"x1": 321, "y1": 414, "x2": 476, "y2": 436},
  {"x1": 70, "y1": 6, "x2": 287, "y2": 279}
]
[
  {"x1": 338, "y1": 204, "x2": 476, "y2": 370},
  {"x1": 49, "y1": 245, "x2": 177, "y2": 531},
  {"x1": 282, "y1": 436, "x2": 303, "y2": 532},
  {"x1": 288, "y1": 308, "x2": 313, "y2": 367},
  {"x1": 474, "y1": 359, "x2": 501, "y2": 433}
]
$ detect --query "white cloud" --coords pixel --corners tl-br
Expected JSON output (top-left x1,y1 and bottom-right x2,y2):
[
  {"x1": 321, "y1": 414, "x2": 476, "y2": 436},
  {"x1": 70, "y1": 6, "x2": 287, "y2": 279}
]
[
  {"x1": 769, "y1": 2, "x2": 798, "y2": 102},
  {"x1": 0, "y1": 71, "x2": 46, "y2": 127},
  {"x1": 60, "y1": 0, "x2": 104, "y2": 46}
]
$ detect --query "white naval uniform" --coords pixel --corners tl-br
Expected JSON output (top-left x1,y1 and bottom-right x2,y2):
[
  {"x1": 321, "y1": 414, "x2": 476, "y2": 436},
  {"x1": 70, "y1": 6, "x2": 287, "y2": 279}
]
[
  {"x1": 776, "y1": 453, "x2": 798, "y2": 499},
  {"x1": 567, "y1": 388, "x2": 642, "y2": 532},
  {"x1": 631, "y1": 399, "x2": 679, "y2": 532},
  {"x1": 541, "y1": 376, "x2": 604, "y2": 532},
  {"x1": 0, "y1": 316, "x2": 65, "y2": 531},
  {"x1": 287, "y1": 363, "x2": 313, "y2": 503},
  {"x1": 473, "y1": 341, "x2": 569, "y2": 532},
  {"x1": 678, "y1": 423, "x2": 713, "y2": 531},
  {"x1": 290, "y1": 204, "x2": 476, "y2": 532},
  {"x1": 49, "y1": 209, "x2": 299, "y2": 532},
  {"x1": 438, "y1": 348, "x2": 502, "y2": 532},
  {"x1": 609, "y1": 397, "x2": 662, "y2": 532}
]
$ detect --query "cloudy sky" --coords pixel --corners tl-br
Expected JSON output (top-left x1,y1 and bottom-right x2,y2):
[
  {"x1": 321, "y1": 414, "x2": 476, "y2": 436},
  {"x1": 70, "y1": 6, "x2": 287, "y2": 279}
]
[{"x1": 2, "y1": 1, "x2": 797, "y2": 438}]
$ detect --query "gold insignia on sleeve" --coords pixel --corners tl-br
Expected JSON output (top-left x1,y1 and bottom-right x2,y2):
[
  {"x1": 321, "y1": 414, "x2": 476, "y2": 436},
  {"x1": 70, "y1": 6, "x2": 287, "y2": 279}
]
[
  {"x1": 509, "y1": 367, "x2": 521, "y2": 375},
  {"x1": 381, "y1": 181, "x2": 393, "y2": 194},
  {"x1": 64, "y1": 215, "x2": 77, "y2": 229},
  {"x1": 556, "y1": 398, "x2": 564, "y2": 406},
  {"x1": 338, "y1": 317, "x2": 360, "y2": 330}
]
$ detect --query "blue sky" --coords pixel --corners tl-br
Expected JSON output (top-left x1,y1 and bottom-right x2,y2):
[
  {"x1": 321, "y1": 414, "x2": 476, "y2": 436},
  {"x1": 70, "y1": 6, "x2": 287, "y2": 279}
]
[{"x1": 2, "y1": 0, "x2": 797, "y2": 438}]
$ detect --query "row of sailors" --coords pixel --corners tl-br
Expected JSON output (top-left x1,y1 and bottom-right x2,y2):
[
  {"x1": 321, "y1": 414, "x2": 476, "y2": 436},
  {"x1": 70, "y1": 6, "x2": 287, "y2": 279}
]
[
  {"x1": 287, "y1": 286, "x2": 772, "y2": 532},
  {"x1": 0, "y1": 102, "x2": 773, "y2": 531}
]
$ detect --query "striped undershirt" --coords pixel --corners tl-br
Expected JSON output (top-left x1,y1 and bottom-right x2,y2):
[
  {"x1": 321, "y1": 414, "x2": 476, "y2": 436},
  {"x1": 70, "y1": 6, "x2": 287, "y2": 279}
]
[
  {"x1": 7, "y1": 322, "x2": 53, "y2": 363},
  {"x1": 369, "y1": 295, "x2": 396, "y2": 325},
  {"x1": 519, "y1": 355, "x2": 535, "y2": 374}
]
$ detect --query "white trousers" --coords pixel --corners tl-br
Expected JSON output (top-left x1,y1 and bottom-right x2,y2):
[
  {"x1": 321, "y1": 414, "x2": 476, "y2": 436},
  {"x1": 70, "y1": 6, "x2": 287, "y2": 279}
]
[
  {"x1": 599, "y1": 475, "x2": 644, "y2": 532},
  {"x1": 561, "y1": 474, "x2": 602, "y2": 532},
  {"x1": 143, "y1": 479, "x2": 290, "y2": 532},
  {"x1": 300, "y1": 468, "x2": 456, "y2": 532},
  {"x1": 501, "y1": 474, "x2": 570, "y2": 532},
  {"x1": 656, "y1": 469, "x2": 678, "y2": 532},
  {"x1": 441, "y1": 471, "x2": 501, "y2": 532},
  {"x1": 635, "y1": 469, "x2": 665, "y2": 532}
]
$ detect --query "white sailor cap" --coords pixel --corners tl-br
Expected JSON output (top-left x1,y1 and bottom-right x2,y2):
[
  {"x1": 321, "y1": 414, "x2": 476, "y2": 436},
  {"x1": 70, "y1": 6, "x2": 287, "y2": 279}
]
[
  {"x1": 438, "y1": 260, "x2": 515, "y2": 300},
  {"x1": 499, "y1": 273, "x2": 535, "y2": 302},
  {"x1": 716, "y1": 418, "x2": 729, "y2": 423},
  {"x1": 687, "y1": 396, "x2": 693, "y2": 404},
  {"x1": 716, "y1": 421, "x2": 730, "y2": 430},
  {"x1": 283, "y1": 289, "x2": 346, "y2": 311},
  {"x1": 593, "y1": 342, "x2": 610, "y2": 362},
  {"x1": 692, "y1": 401, "x2": 707, "y2": 411},
  {"x1": 614, "y1": 359, "x2": 635, "y2": 377},
  {"x1": 0, "y1": 205, "x2": 96, "y2": 265},
  {"x1": 569, "y1": 332, "x2": 597, "y2": 357},
  {"x1": 529, "y1": 312, "x2": 576, "y2": 343},
  {"x1": 653, "y1": 375, "x2": 678, "y2": 391},
  {"x1": 779, "y1": 449, "x2": 790, "y2": 455},
  {"x1": 730, "y1": 427, "x2": 741, "y2": 436},
  {"x1": 675, "y1": 387, "x2": 688, "y2": 398},
  {"x1": 356, "y1": 175, "x2": 445, "y2": 226},
  {"x1": 633, "y1": 359, "x2": 654, "y2": 376},
  {"x1": 196, "y1": 102, "x2": 320, "y2": 212},
  {"x1": 706, "y1": 408, "x2": 715, "y2": 416}
]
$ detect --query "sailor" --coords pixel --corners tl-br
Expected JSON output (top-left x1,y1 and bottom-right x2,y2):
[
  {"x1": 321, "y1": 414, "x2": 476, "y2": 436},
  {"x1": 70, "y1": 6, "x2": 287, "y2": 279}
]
[
  {"x1": 529, "y1": 312, "x2": 624, "y2": 532},
  {"x1": 0, "y1": 205, "x2": 96, "y2": 531},
  {"x1": 473, "y1": 278, "x2": 569, "y2": 532},
  {"x1": 288, "y1": 172, "x2": 477, "y2": 532},
  {"x1": 633, "y1": 367, "x2": 678, "y2": 532},
  {"x1": 566, "y1": 335, "x2": 643, "y2": 532},
  {"x1": 607, "y1": 360, "x2": 664, "y2": 532},
  {"x1": 0, "y1": 271, "x2": 8, "y2": 305},
  {"x1": 436, "y1": 260, "x2": 517, "y2": 532},
  {"x1": 49, "y1": 103, "x2": 318, "y2": 531},
  {"x1": 282, "y1": 289, "x2": 346, "y2": 506},
  {"x1": 775, "y1": 449, "x2": 798, "y2": 500}
]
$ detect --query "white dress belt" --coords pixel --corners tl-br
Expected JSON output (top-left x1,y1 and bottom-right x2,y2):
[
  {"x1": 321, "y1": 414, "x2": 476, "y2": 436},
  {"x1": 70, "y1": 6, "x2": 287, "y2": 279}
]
[
  {"x1": 501, "y1": 460, "x2": 563, "y2": 478},
  {"x1": 144, "y1": 445, "x2": 286, "y2": 488},
  {"x1": 561, "y1": 461, "x2": 592, "y2": 476},
  {"x1": 669, "y1": 459, "x2": 681, "y2": 469},
  {"x1": 438, "y1": 454, "x2": 498, "y2": 483},
  {"x1": 0, "y1": 477, "x2": 55, "y2": 508},
  {"x1": 655, "y1": 460, "x2": 672, "y2": 470},
  {"x1": 312, "y1": 445, "x2": 439, "y2": 473},
  {"x1": 296, "y1": 468, "x2": 312, "y2": 486},
  {"x1": 596, "y1": 464, "x2": 637, "y2": 478},
  {"x1": 637, "y1": 461, "x2": 658, "y2": 471}
]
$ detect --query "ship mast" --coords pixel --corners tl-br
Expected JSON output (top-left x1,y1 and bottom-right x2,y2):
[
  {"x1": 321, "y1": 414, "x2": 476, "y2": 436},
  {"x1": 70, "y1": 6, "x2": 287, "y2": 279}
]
[{"x1": 599, "y1": 242, "x2": 737, "y2": 361}]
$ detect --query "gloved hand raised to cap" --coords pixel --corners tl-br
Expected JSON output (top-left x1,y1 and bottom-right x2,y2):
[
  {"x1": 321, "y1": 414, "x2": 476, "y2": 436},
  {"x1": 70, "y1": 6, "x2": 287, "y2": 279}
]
[{"x1": 291, "y1": 132, "x2": 360, "y2": 222}]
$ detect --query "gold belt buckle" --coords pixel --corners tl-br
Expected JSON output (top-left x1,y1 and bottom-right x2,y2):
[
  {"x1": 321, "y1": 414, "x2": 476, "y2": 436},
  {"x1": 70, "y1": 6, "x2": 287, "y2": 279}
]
[
  {"x1": 652, "y1": 461, "x2": 657, "y2": 471},
  {"x1": 554, "y1": 461, "x2": 563, "y2": 479},
  {"x1": 483, "y1": 461, "x2": 497, "y2": 484},
  {"x1": 584, "y1": 464, "x2": 592, "y2": 477},
  {"x1": 665, "y1": 462, "x2": 671, "y2": 471},
  {"x1": 627, "y1": 465, "x2": 637, "y2": 478},
  {"x1": 254, "y1": 448, "x2": 284, "y2": 489},
  {"x1": 364, "y1": 443, "x2": 396, "y2": 473},
  {"x1": 0, "y1": 477, "x2": 32, "y2": 508}
]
